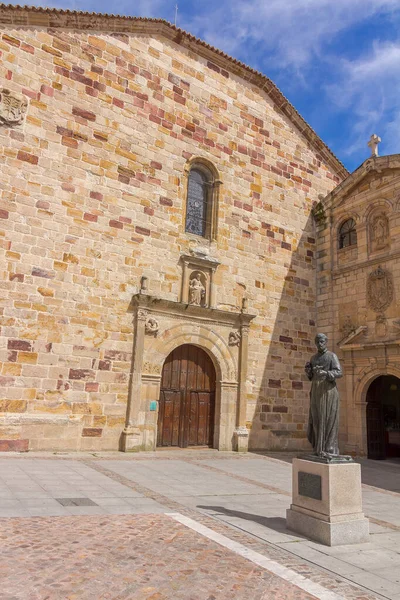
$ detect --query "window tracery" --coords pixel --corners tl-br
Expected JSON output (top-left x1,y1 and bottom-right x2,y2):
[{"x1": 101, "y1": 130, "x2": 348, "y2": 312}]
[
  {"x1": 338, "y1": 218, "x2": 357, "y2": 249},
  {"x1": 186, "y1": 168, "x2": 210, "y2": 237},
  {"x1": 184, "y1": 160, "x2": 220, "y2": 240}
]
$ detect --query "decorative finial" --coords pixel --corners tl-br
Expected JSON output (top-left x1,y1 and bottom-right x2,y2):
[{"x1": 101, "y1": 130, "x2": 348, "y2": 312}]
[
  {"x1": 368, "y1": 134, "x2": 381, "y2": 158},
  {"x1": 140, "y1": 276, "x2": 148, "y2": 294}
]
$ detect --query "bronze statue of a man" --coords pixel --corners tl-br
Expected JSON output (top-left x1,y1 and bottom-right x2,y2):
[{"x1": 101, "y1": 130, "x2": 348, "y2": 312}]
[{"x1": 305, "y1": 333, "x2": 342, "y2": 457}]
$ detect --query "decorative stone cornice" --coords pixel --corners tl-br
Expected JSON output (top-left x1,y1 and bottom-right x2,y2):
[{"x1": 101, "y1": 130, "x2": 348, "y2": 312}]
[
  {"x1": 338, "y1": 326, "x2": 367, "y2": 349},
  {"x1": 180, "y1": 253, "x2": 220, "y2": 271},
  {"x1": 130, "y1": 293, "x2": 256, "y2": 327}
]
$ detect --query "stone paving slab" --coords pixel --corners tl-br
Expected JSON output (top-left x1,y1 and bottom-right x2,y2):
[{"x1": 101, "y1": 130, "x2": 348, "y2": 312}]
[
  {"x1": 0, "y1": 452, "x2": 398, "y2": 599},
  {"x1": 92, "y1": 459, "x2": 384, "y2": 600},
  {"x1": 95, "y1": 455, "x2": 400, "y2": 599},
  {"x1": 0, "y1": 514, "x2": 316, "y2": 600},
  {"x1": 0, "y1": 459, "x2": 164, "y2": 517}
]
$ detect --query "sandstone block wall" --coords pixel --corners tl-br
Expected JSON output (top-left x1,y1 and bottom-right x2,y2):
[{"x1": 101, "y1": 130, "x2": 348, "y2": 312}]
[
  {"x1": 0, "y1": 11, "x2": 342, "y2": 451},
  {"x1": 316, "y1": 157, "x2": 400, "y2": 454}
]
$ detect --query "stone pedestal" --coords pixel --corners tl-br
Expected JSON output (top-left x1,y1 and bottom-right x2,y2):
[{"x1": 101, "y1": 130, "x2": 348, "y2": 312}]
[
  {"x1": 119, "y1": 426, "x2": 142, "y2": 452},
  {"x1": 286, "y1": 458, "x2": 369, "y2": 546}
]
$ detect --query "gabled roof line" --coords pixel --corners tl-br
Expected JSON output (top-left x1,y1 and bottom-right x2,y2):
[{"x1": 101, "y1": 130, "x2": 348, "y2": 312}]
[
  {"x1": 322, "y1": 154, "x2": 400, "y2": 211},
  {"x1": 0, "y1": 3, "x2": 348, "y2": 179}
]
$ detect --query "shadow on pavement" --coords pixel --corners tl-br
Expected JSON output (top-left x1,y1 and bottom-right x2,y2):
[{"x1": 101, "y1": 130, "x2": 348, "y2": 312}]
[
  {"x1": 250, "y1": 451, "x2": 400, "y2": 494},
  {"x1": 197, "y1": 504, "x2": 305, "y2": 538}
]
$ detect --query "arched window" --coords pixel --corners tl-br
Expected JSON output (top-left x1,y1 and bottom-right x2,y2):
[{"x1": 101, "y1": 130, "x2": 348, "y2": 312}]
[
  {"x1": 338, "y1": 218, "x2": 357, "y2": 249},
  {"x1": 185, "y1": 167, "x2": 212, "y2": 238}
]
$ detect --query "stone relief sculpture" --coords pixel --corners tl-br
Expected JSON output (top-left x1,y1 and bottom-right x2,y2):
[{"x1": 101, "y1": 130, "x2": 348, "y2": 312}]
[
  {"x1": 367, "y1": 266, "x2": 393, "y2": 312},
  {"x1": 305, "y1": 334, "x2": 343, "y2": 458},
  {"x1": 370, "y1": 213, "x2": 389, "y2": 251},
  {"x1": 142, "y1": 361, "x2": 162, "y2": 375},
  {"x1": 0, "y1": 89, "x2": 28, "y2": 126},
  {"x1": 188, "y1": 272, "x2": 206, "y2": 306},
  {"x1": 145, "y1": 317, "x2": 159, "y2": 336},
  {"x1": 229, "y1": 330, "x2": 241, "y2": 346}
]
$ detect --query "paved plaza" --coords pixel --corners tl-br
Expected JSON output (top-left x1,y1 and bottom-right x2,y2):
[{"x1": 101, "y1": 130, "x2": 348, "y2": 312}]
[{"x1": 1, "y1": 451, "x2": 400, "y2": 599}]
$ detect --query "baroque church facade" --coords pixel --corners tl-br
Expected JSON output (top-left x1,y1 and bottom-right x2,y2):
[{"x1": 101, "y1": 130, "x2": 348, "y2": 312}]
[{"x1": 0, "y1": 5, "x2": 398, "y2": 458}]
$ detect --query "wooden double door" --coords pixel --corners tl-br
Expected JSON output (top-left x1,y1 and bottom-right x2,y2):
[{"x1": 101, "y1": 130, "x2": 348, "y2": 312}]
[{"x1": 157, "y1": 345, "x2": 216, "y2": 448}]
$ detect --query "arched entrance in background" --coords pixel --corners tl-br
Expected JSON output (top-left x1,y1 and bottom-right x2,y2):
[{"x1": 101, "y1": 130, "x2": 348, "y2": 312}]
[
  {"x1": 157, "y1": 344, "x2": 216, "y2": 448},
  {"x1": 366, "y1": 375, "x2": 400, "y2": 459}
]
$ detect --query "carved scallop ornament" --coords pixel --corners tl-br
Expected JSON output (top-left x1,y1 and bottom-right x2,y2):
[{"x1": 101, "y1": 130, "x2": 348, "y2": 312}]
[{"x1": 367, "y1": 266, "x2": 393, "y2": 312}]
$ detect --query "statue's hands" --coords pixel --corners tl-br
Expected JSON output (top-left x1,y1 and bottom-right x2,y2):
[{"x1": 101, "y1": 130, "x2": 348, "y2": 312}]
[{"x1": 314, "y1": 366, "x2": 328, "y2": 379}]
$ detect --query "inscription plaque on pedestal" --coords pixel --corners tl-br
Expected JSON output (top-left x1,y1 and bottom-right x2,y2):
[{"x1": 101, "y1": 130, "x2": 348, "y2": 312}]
[{"x1": 298, "y1": 471, "x2": 322, "y2": 500}]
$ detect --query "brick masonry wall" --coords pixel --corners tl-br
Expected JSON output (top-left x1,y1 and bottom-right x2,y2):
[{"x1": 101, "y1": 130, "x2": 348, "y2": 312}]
[{"x1": 0, "y1": 20, "x2": 342, "y2": 450}]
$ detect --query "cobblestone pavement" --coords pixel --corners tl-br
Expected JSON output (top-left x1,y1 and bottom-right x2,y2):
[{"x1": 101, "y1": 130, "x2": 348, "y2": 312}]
[
  {"x1": 0, "y1": 450, "x2": 399, "y2": 599},
  {"x1": 1, "y1": 514, "x2": 317, "y2": 600}
]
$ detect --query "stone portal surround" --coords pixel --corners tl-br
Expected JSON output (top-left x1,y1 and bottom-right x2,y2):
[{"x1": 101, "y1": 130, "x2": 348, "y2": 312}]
[{"x1": 121, "y1": 294, "x2": 255, "y2": 453}]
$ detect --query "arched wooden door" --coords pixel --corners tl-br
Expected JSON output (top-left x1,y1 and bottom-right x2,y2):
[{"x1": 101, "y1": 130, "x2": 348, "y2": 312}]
[
  {"x1": 367, "y1": 375, "x2": 400, "y2": 459},
  {"x1": 157, "y1": 345, "x2": 216, "y2": 448}
]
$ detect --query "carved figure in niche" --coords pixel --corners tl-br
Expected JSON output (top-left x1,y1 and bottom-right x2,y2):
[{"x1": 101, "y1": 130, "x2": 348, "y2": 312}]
[
  {"x1": 370, "y1": 213, "x2": 389, "y2": 251},
  {"x1": 305, "y1": 333, "x2": 342, "y2": 458},
  {"x1": 188, "y1": 272, "x2": 206, "y2": 306},
  {"x1": 0, "y1": 89, "x2": 28, "y2": 126},
  {"x1": 367, "y1": 266, "x2": 393, "y2": 312},
  {"x1": 145, "y1": 317, "x2": 159, "y2": 335},
  {"x1": 229, "y1": 330, "x2": 241, "y2": 346}
]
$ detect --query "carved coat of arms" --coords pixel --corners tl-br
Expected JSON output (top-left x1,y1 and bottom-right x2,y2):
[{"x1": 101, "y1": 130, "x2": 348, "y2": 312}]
[
  {"x1": 367, "y1": 266, "x2": 393, "y2": 312},
  {"x1": 0, "y1": 88, "x2": 28, "y2": 126}
]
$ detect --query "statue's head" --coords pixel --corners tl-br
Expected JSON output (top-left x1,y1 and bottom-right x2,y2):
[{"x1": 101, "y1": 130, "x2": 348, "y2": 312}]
[{"x1": 315, "y1": 333, "x2": 328, "y2": 353}]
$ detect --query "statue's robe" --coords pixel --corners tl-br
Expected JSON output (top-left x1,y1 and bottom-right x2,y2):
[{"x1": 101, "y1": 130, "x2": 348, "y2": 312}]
[{"x1": 307, "y1": 350, "x2": 342, "y2": 456}]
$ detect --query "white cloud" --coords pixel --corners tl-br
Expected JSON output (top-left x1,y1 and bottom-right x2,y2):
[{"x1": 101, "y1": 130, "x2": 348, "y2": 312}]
[
  {"x1": 183, "y1": 0, "x2": 400, "y2": 70},
  {"x1": 327, "y1": 41, "x2": 400, "y2": 157}
]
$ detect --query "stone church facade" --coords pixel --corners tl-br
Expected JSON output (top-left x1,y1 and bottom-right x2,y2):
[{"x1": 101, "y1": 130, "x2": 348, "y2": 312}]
[
  {"x1": 317, "y1": 155, "x2": 400, "y2": 459},
  {"x1": 4, "y1": 5, "x2": 396, "y2": 456}
]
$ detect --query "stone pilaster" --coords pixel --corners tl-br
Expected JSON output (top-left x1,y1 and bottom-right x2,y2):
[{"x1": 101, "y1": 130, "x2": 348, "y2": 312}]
[{"x1": 120, "y1": 308, "x2": 147, "y2": 452}]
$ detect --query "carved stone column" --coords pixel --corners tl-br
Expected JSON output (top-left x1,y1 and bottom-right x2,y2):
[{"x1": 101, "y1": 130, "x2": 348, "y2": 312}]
[
  {"x1": 234, "y1": 321, "x2": 250, "y2": 452},
  {"x1": 209, "y1": 267, "x2": 217, "y2": 308},
  {"x1": 120, "y1": 308, "x2": 147, "y2": 452}
]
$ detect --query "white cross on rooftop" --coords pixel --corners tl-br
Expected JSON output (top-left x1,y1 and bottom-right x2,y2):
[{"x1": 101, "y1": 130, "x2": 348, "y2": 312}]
[{"x1": 368, "y1": 134, "x2": 381, "y2": 157}]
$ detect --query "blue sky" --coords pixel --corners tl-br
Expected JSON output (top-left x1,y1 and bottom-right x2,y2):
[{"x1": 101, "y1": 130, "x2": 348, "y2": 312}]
[{"x1": 19, "y1": 0, "x2": 400, "y2": 171}]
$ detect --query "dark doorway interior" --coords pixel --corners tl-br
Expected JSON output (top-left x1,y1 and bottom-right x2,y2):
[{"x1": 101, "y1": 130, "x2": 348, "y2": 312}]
[
  {"x1": 366, "y1": 375, "x2": 400, "y2": 460},
  {"x1": 157, "y1": 344, "x2": 216, "y2": 448}
]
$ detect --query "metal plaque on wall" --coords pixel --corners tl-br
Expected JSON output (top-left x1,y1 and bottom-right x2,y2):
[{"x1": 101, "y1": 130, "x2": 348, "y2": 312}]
[{"x1": 298, "y1": 471, "x2": 322, "y2": 500}]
